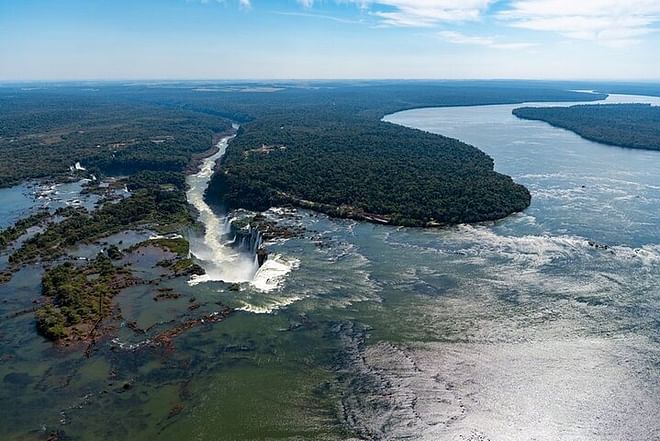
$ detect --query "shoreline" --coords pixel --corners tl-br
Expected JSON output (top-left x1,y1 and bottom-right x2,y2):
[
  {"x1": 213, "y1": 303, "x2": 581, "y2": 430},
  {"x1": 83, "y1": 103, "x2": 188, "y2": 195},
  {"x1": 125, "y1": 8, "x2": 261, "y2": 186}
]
[
  {"x1": 185, "y1": 128, "x2": 238, "y2": 175},
  {"x1": 270, "y1": 193, "x2": 531, "y2": 228},
  {"x1": 513, "y1": 110, "x2": 660, "y2": 153}
]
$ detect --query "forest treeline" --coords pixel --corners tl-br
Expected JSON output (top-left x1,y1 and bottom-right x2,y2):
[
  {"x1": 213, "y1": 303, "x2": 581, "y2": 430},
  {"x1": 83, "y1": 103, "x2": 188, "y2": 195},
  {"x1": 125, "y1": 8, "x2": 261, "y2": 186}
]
[
  {"x1": 513, "y1": 104, "x2": 660, "y2": 151},
  {"x1": 0, "y1": 94, "x2": 230, "y2": 187}
]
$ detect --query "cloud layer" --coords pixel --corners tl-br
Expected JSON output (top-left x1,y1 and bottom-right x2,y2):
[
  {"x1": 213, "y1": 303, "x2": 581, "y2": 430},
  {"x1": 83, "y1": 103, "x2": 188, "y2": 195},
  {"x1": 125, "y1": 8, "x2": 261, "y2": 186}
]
[
  {"x1": 438, "y1": 31, "x2": 536, "y2": 50},
  {"x1": 369, "y1": 0, "x2": 494, "y2": 27},
  {"x1": 498, "y1": 0, "x2": 660, "y2": 47},
  {"x1": 209, "y1": 0, "x2": 660, "y2": 47},
  {"x1": 299, "y1": 0, "x2": 494, "y2": 26}
]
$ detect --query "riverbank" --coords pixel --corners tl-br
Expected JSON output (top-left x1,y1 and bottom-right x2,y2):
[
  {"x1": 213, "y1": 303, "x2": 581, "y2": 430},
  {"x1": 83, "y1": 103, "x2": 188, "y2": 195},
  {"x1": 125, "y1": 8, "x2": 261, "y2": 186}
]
[
  {"x1": 512, "y1": 103, "x2": 660, "y2": 151},
  {"x1": 209, "y1": 118, "x2": 533, "y2": 227}
]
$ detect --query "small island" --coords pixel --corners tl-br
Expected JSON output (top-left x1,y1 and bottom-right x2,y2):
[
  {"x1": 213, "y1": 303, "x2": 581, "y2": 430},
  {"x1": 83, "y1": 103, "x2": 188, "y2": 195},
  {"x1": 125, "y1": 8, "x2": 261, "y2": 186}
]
[{"x1": 513, "y1": 103, "x2": 660, "y2": 151}]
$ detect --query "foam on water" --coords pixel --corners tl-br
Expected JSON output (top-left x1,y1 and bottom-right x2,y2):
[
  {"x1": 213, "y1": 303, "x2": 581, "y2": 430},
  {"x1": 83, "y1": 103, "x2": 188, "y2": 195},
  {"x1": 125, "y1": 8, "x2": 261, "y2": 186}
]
[
  {"x1": 186, "y1": 136, "x2": 260, "y2": 284},
  {"x1": 250, "y1": 254, "x2": 300, "y2": 293},
  {"x1": 185, "y1": 135, "x2": 301, "y2": 313}
]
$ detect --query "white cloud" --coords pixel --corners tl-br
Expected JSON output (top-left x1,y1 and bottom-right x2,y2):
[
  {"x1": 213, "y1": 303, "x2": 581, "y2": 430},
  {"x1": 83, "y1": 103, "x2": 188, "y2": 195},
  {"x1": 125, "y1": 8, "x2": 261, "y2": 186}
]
[
  {"x1": 301, "y1": 1, "x2": 494, "y2": 27},
  {"x1": 275, "y1": 11, "x2": 365, "y2": 24},
  {"x1": 192, "y1": 0, "x2": 251, "y2": 8},
  {"x1": 374, "y1": 0, "x2": 494, "y2": 27},
  {"x1": 500, "y1": 0, "x2": 660, "y2": 47},
  {"x1": 439, "y1": 30, "x2": 536, "y2": 50}
]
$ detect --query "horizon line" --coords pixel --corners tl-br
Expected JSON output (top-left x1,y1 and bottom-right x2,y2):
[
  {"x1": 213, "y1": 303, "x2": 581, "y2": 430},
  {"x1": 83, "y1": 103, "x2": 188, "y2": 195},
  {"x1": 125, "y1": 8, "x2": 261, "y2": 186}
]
[{"x1": 3, "y1": 78, "x2": 660, "y2": 85}]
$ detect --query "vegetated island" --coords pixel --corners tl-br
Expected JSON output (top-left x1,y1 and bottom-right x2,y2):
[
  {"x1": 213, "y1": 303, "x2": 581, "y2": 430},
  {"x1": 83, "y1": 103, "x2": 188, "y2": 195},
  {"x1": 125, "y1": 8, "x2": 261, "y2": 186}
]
[
  {"x1": 213, "y1": 118, "x2": 531, "y2": 226},
  {"x1": 513, "y1": 103, "x2": 660, "y2": 151},
  {"x1": 203, "y1": 84, "x2": 604, "y2": 227}
]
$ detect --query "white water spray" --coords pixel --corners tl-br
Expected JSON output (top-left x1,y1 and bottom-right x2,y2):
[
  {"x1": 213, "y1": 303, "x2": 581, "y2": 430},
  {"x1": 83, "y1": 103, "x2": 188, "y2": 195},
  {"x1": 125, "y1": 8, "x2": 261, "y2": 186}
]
[
  {"x1": 185, "y1": 134, "x2": 299, "y2": 298},
  {"x1": 186, "y1": 135, "x2": 260, "y2": 284}
]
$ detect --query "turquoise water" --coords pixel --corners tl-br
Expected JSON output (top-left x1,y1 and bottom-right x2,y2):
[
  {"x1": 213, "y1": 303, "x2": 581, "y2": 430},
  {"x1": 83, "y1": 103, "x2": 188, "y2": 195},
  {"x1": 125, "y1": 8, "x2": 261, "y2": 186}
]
[{"x1": 1, "y1": 94, "x2": 659, "y2": 440}]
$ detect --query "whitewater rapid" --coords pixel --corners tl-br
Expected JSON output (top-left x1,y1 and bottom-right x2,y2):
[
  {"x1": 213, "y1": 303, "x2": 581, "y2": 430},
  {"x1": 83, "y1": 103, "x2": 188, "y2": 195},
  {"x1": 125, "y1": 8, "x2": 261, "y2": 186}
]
[
  {"x1": 185, "y1": 134, "x2": 298, "y2": 298},
  {"x1": 186, "y1": 135, "x2": 259, "y2": 284}
]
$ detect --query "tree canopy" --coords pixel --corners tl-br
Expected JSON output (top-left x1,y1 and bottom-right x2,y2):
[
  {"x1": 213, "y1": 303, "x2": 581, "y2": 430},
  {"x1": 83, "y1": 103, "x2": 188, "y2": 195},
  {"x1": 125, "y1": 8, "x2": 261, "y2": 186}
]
[{"x1": 513, "y1": 104, "x2": 660, "y2": 151}]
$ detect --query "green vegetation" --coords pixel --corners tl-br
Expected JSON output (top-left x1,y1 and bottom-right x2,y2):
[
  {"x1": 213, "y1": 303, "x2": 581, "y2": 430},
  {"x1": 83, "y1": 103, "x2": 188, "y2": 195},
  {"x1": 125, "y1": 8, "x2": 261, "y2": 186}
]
[
  {"x1": 513, "y1": 104, "x2": 660, "y2": 151},
  {"x1": 36, "y1": 254, "x2": 132, "y2": 341},
  {"x1": 212, "y1": 115, "x2": 532, "y2": 225},
  {"x1": 106, "y1": 244, "x2": 123, "y2": 260},
  {"x1": 126, "y1": 236, "x2": 204, "y2": 275},
  {"x1": 9, "y1": 172, "x2": 193, "y2": 266},
  {"x1": 185, "y1": 82, "x2": 598, "y2": 226},
  {"x1": 0, "y1": 93, "x2": 230, "y2": 187},
  {"x1": 0, "y1": 209, "x2": 50, "y2": 249},
  {"x1": 0, "y1": 83, "x2": 604, "y2": 231},
  {"x1": 147, "y1": 237, "x2": 190, "y2": 257},
  {"x1": 157, "y1": 257, "x2": 205, "y2": 276}
]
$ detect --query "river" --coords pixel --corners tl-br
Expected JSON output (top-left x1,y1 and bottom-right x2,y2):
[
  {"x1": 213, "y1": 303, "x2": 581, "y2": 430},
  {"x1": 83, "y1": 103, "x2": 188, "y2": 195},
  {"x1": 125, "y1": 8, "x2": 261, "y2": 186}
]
[
  {"x1": 186, "y1": 134, "x2": 261, "y2": 284},
  {"x1": 185, "y1": 134, "x2": 300, "y2": 296},
  {"x1": 1, "y1": 93, "x2": 659, "y2": 440}
]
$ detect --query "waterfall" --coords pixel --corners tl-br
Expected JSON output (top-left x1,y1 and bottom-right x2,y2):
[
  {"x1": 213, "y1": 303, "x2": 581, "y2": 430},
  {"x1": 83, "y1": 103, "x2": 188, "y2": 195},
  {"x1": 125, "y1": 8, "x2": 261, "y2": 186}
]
[
  {"x1": 186, "y1": 135, "x2": 261, "y2": 285},
  {"x1": 185, "y1": 133, "x2": 299, "y2": 294}
]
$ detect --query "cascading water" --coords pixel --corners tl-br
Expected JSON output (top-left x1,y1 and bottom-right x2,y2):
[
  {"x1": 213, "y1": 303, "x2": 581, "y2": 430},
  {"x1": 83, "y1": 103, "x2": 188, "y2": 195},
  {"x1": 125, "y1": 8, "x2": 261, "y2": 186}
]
[
  {"x1": 186, "y1": 134, "x2": 260, "y2": 284},
  {"x1": 185, "y1": 132, "x2": 300, "y2": 299}
]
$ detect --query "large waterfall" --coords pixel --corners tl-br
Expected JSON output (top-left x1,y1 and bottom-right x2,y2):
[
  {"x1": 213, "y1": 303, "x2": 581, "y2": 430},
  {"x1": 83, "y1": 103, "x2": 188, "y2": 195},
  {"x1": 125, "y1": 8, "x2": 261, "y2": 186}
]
[{"x1": 186, "y1": 135, "x2": 260, "y2": 284}]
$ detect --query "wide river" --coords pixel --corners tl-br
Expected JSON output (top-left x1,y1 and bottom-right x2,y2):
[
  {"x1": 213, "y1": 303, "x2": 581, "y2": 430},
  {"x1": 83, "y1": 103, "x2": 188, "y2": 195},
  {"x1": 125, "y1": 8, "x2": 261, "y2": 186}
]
[
  {"x1": 371, "y1": 93, "x2": 660, "y2": 439},
  {"x1": 1, "y1": 93, "x2": 659, "y2": 441}
]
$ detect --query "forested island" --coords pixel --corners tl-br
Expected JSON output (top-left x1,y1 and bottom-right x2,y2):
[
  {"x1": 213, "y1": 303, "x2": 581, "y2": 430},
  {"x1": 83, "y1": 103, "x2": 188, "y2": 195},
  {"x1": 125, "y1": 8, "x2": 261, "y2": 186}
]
[
  {"x1": 199, "y1": 83, "x2": 604, "y2": 226},
  {"x1": 513, "y1": 103, "x2": 660, "y2": 151},
  {"x1": 212, "y1": 115, "x2": 531, "y2": 226}
]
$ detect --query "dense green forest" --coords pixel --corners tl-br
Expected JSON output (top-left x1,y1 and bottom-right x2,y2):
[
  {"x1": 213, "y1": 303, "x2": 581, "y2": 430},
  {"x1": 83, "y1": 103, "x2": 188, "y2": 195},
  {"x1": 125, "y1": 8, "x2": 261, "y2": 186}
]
[
  {"x1": 0, "y1": 82, "x2": 606, "y2": 226},
  {"x1": 0, "y1": 94, "x2": 230, "y2": 187},
  {"x1": 211, "y1": 114, "x2": 532, "y2": 225},
  {"x1": 36, "y1": 254, "x2": 132, "y2": 340},
  {"x1": 513, "y1": 104, "x2": 660, "y2": 151},
  {"x1": 186, "y1": 83, "x2": 603, "y2": 225}
]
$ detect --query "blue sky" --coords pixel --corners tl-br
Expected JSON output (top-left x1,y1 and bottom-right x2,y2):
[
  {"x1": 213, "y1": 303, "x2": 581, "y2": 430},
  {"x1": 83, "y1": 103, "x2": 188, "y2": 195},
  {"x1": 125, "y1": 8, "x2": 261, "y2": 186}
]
[{"x1": 1, "y1": 0, "x2": 660, "y2": 81}]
